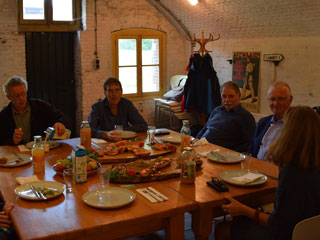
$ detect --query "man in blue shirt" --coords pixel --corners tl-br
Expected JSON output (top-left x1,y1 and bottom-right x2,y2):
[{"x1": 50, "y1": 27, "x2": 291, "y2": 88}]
[
  {"x1": 196, "y1": 81, "x2": 255, "y2": 152},
  {"x1": 249, "y1": 81, "x2": 293, "y2": 160},
  {"x1": 88, "y1": 78, "x2": 148, "y2": 141}
]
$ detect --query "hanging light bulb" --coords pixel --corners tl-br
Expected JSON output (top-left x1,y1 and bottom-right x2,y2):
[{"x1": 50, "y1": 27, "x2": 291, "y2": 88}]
[{"x1": 188, "y1": 0, "x2": 199, "y2": 6}]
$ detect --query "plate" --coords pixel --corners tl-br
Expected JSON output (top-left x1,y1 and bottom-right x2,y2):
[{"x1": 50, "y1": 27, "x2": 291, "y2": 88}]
[
  {"x1": 25, "y1": 140, "x2": 61, "y2": 150},
  {"x1": 162, "y1": 135, "x2": 194, "y2": 144},
  {"x1": 15, "y1": 181, "x2": 64, "y2": 201},
  {"x1": 121, "y1": 131, "x2": 137, "y2": 139},
  {"x1": 207, "y1": 151, "x2": 244, "y2": 164},
  {"x1": 0, "y1": 153, "x2": 32, "y2": 168},
  {"x1": 53, "y1": 162, "x2": 101, "y2": 176},
  {"x1": 220, "y1": 169, "x2": 267, "y2": 187},
  {"x1": 82, "y1": 187, "x2": 136, "y2": 209}
]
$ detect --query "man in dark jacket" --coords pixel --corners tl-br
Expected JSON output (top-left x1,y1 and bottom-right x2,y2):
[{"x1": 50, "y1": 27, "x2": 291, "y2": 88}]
[
  {"x1": 0, "y1": 76, "x2": 71, "y2": 146},
  {"x1": 196, "y1": 81, "x2": 255, "y2": 152},
  {"x1": 248, "y1": 81, "x2": 292, "y2": 160}
]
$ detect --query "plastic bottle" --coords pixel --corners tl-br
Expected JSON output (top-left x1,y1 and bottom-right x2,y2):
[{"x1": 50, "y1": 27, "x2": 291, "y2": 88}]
[
  {"x1": 32, "y1": 135, "x2": 45, "y2": 175},
  {"x1": 80, "y1": 120, "x2": 91, "y2": 149},
  {"x1": 180, "y1": 120, "x2": 191, "y2": 152},
  {"x1": 180, "y1": 147, "x2": 196, "y2": 184}
]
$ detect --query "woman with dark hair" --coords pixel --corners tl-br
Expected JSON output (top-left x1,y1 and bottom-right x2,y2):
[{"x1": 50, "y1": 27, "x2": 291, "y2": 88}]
[{"x1": 216, "y1": 106, "x2": 320, "y2": 240}]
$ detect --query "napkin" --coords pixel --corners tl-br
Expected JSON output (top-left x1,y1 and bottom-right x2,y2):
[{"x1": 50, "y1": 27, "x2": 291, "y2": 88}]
[
  {"x1": 92, "y1": 138, "x2": 107, "y2": 144},
  {"x1": 231, "y1": 172, "x2": 264, "y2": 184},
  {"x1": 16, "y1": 175, "x2": 39, "y2": 185},
  {"x1": 137, "y1": 187, "x2": 168, "y2": 203},
  {"x1": 193, "y1": 137, "x2": 209, "y2": 146},
  {"x1": 199, "y1": 151, "x2": 211, "y2": 157},
  {"x1": 18, "y1": 145, "x2": 30, "y2": 152}
]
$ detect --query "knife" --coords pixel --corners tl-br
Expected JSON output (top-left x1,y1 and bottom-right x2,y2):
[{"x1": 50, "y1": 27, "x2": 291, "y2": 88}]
[
  {"x1": 30, "y1": 184, "x2": 41, "y2": 199},
  {"x1": 12, "y1": 152, "x2": 24, "y2": 163},
  {"x1": 146, "y1": 187, "x2": 167, "y2": 201}
]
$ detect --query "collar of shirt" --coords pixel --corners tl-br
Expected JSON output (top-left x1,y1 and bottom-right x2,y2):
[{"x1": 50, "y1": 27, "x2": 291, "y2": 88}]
[
  {"x1": 222, "y1": 103, "x2": 242, "y2": 113},
  {"x1": 271, "y1": 115, "x2": 284, "y2": 125},
  {"x1": 12, "y1": 100, "x2": 30, "y2": 116}
]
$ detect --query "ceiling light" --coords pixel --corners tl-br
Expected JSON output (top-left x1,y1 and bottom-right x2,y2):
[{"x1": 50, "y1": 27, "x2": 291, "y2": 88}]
[{"x1": 188, "y1": 0, "x2": 198, "y2": 6}]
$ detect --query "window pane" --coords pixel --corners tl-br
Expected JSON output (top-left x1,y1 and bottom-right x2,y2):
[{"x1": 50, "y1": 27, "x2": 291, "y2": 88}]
[
  {"x1": 119, "y1": 67, "x2": 137, "y2": 94},
  {"x1": 52, "y1": 0, "x2": 73, "y2": 21},
  {"x1": 142, "y1": 66, "x2": 159, "y2": 92},
  {"x1": 23, "y1": 0, "x2": 44, "y2": 20},
  {"x1": 118, "y1": 39, "x2": 136, "y2": 66},
  {"x1": 142, "y1": 39, "x2": 159, "y2": 65}
]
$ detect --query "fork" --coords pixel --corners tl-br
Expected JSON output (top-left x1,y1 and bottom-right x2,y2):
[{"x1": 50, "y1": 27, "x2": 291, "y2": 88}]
[{"x1": 142, "y1": 189, "x2": 160, "y2": 202}]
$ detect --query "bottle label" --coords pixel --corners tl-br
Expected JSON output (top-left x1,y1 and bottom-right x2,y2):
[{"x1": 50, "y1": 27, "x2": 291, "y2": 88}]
[{"x1": 32, "y1": 149, "x2": 45, "y2": 175}]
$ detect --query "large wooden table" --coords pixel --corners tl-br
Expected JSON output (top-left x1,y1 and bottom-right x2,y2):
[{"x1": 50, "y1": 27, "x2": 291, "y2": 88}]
[{"x1": 0, "y1": 134, "x2": 278, "y2": 240}]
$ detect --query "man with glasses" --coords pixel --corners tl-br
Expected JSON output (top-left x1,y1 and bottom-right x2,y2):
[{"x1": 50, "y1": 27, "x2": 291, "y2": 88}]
[
  {"x1": 0, "y1": 76, "x2": 71, "y2": 146},
  {"x1": 88, "y1": 77, "x2": 147, "y2": 141},
  {"x1": 249, "y1": 81, "x2": 293, "y2": 160}
]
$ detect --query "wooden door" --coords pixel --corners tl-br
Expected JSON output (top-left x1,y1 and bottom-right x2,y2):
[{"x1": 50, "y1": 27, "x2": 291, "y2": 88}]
[{"x1": 25, "y1": 32, "x2": 76, "y2": 136}]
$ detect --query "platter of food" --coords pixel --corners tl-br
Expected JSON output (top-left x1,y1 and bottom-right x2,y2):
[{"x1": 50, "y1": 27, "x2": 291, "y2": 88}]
[
  {"x1": 15, "y1": 181, "x2": 64, "y2": 201},
  {"x1": 96, "y1": 140, "x2": 176, "y2": 164},
  {"x1": 53, "y1": 157, "x2": 100, "y2": 176},
  {"x1": 0, "y1": 153, "x2": 32, "y2": 168},
  {"x1": 110, "y1": 157, "x2": 203, "y2": 183}
]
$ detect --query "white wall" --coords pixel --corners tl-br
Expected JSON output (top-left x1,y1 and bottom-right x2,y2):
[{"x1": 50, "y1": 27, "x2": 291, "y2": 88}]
[{"x1": 211, "y1": 36, "x2": 320, "y2": 118}]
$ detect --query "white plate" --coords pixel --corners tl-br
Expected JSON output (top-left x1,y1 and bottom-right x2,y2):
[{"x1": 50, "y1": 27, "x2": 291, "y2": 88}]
[
  {"x1": 220, "y1": 169, "x2": 267, "y2": 187},
  {"x1": 25, "y1": 140, "x2": 60, "y2": 149},
  {"x1": 0, "y1": 153, "x2": 32, "y2": 168},
  {"x1": 162, "y1": 135, "x2": 194, "y2": 144},
  {"x1": 207, "y1": 151, "x2": 244, "y2": 164},
  {"x1": 121, "y1": 131, "x2": 137, "y2": 139},
  {"x1": 82, "y1": 187, "x2": 136, "y2": 209},
  {"x1": 15, "y1": 181, "x2": 64, "y2": 201}
]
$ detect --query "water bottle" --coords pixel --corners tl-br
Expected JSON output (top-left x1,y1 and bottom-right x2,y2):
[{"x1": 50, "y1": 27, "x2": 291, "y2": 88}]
[
  {"x1": 80, "y1": 121, "x2": 91, "y2": 149},
  {"x1": 180, "y1": 120, "x2": 191, "y2": 152},
  {"x1": 180, "y1": 147, "x2": 196, "y2": 184},
  {"x1": 32, "y1": 136, "x2": 45, "y2": 175}
]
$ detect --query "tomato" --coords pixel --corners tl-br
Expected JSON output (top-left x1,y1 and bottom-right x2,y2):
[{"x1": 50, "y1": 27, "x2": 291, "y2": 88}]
[{"x1": 138, "y1": 142, "x2": 144, "y2": 147}]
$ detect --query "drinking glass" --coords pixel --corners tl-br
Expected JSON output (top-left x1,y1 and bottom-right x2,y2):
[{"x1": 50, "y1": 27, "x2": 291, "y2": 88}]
[
  {"x1": 63, "y1": 169, "x2": 74, "y2": 193},
  {"x1": 114, "y1": 125, "x2": 123, "y2": 140},
  {"x1": 241, "y1": 152, "x2": 252, "y2": 171},
  {"x1": 147, "y1": 126, "x2": 156, "y2": 144},
  {"x1": 99, "y1": 167, "x2": 111, "y2": 188}
]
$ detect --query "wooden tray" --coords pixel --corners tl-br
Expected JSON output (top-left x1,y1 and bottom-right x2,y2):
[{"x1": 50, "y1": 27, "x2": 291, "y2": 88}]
[
  {"x1": 110, "y1": 159, "x2": 203, "y2": 183},
  {"x1": 96, "y1": 144, "x2": 176, "y2": 164}
]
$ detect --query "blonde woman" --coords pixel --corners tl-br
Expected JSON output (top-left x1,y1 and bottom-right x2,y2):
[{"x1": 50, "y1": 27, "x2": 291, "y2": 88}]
[{"x1": 216, "y1": 106, "x2": 320, "y2": 240}]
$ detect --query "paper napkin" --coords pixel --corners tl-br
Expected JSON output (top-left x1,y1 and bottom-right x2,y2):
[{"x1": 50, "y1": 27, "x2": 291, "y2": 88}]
[
  {"x1": 16, "y1": 175, "x2": 39, "y2": 185},
  {"x1": 18, "y1": 145, "x2": 30, "y2": 152},
  {"x1": 137, "y1": 187, "x2": 168, "y2": 203},
  {"x1": 92, "y1": 138, "x2": 107, "y2": 144},
  {"x1": 231, "y1": 172, "x2": 264, "y2": 184},
  {"x1": 193, "y1": 137, "x2": 209, "y2": 146}
]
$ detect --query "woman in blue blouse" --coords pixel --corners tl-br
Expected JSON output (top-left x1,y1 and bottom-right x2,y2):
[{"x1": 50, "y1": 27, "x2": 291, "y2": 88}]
[{"x1": 216, "y1": 106, "x2": 320, "y2": 240}]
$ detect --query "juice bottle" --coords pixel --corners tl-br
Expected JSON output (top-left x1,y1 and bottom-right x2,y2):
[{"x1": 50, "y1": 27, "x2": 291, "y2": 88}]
[
  {"x1": 180, "y1": 120, "x2": 191, "y2": 152},
  {"x1": 80, "y1": 120, "x2": 91, "y2": 149},
  {"x1": 32, "y1": 136, "x2": 45, "y2": 175}
]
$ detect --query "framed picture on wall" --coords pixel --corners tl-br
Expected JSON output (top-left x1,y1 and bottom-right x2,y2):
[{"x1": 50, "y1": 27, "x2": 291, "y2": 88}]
[{"x1": 232, "y1": 51, "x2": 261, "y2": 113}]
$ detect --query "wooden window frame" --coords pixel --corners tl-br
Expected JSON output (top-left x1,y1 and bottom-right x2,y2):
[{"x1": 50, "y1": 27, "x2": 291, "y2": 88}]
[
  {"x1": 18, "y1": 0, "x2": 85, "y2": 32},
  {"x1": 112, "y1": 28, "x2": 166, "y2": 101}
]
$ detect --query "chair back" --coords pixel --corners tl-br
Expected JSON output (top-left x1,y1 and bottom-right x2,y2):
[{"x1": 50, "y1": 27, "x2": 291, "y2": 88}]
[
  {"x1": 292, "y1": 215, "x2": 320, "y2": 240},
  {"x1": 170, "y1": 75, "x2": 187, "y2": 89}
]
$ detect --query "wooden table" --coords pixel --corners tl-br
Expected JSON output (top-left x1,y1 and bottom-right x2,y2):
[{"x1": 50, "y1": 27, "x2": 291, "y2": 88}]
[{"x1": 0, "y1": 135, "x2": 278, "y2": 240}]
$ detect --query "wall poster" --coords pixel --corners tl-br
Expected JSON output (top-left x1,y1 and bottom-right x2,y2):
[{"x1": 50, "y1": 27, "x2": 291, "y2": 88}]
[{"x1": 232, "y1": 51, "x2": 261, "y2": 113}]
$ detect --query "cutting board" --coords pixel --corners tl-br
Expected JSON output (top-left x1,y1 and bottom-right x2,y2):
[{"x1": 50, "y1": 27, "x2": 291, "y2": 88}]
[
  {"x1": 110, "y1": 158, "x2": 203, "y2": 183},
  {"x1": 96, "y1": 144, "x2": 175, "y2": 164}
]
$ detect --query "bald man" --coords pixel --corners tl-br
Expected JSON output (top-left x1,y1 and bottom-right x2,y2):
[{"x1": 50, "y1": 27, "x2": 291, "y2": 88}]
[{"x1": 249, "y1": 81, "x2": 293, "y2": 160}]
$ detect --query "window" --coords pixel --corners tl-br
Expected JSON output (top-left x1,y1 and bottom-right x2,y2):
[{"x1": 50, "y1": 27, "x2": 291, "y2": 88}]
[
  {"x1": 112, "y1": 29, "x2": 166, "y2": 100},
  {"x1": 18, "y1": 0, "x2": 85, "y2": 32}
]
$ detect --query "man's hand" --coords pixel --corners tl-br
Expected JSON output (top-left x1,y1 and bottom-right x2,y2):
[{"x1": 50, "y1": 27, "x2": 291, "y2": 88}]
[
  {"x1": 101, "y1": 130, "x2": 121, "y2": 142},
  {"x1": 13, "y1": 128, "x2": 23, "y2": 145},
  {"x1": 53, "y1": 123, "x2": 66, "y2": 136}
]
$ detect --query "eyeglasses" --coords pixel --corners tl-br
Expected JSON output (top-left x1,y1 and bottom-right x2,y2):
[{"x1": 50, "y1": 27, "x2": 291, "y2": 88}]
[{"x1": 268, "y1": 97, "x2": 290, "y2": 103}]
